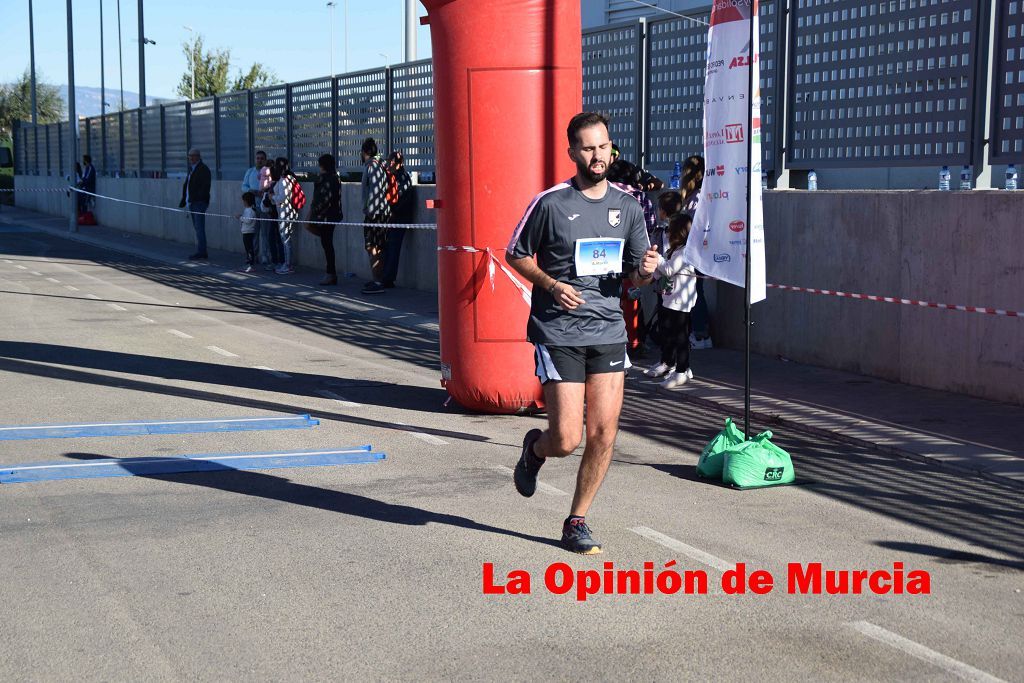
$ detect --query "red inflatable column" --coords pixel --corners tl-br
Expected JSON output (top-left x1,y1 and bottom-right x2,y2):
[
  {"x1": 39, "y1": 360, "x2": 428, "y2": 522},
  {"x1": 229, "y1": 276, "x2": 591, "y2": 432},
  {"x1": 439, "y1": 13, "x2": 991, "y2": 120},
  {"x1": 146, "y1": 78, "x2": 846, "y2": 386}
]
[{"x1": 423, "y1": 0, "x2": 582, "y2": 414}]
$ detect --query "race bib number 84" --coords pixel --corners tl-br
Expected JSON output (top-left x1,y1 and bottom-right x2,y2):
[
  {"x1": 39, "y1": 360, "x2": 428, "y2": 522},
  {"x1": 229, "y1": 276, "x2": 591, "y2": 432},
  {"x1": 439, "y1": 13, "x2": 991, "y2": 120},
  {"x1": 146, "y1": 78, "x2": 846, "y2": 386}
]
[{"x1": 575, "y1": 238, "x2": 625, "y2": 277}]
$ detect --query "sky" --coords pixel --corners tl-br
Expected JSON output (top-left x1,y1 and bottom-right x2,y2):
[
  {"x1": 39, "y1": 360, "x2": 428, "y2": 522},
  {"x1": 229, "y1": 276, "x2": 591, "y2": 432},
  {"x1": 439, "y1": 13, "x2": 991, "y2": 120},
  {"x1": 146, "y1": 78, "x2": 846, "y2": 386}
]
[{"x1": 1, "y1": 0, "x2": 434, "y2": 99}]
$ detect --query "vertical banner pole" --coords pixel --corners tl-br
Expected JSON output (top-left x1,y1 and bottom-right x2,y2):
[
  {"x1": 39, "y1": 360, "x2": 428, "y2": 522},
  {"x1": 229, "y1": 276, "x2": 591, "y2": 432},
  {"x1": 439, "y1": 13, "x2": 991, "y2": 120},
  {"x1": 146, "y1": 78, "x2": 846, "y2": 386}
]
[{"x1": 744, "y1": 0, "x2": 756, "y2": 438}]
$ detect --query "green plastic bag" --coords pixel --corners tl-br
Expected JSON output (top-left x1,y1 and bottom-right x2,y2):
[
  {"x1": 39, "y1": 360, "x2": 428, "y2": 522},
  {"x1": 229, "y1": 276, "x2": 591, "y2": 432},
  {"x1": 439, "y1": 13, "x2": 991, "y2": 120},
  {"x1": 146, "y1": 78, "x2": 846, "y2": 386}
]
[
  {"x1": 696, "y1": 418, "x2": 745, "y2": 479},
  {"x1": 722, "y1": 430, "x2": 796, "y2": 489}
]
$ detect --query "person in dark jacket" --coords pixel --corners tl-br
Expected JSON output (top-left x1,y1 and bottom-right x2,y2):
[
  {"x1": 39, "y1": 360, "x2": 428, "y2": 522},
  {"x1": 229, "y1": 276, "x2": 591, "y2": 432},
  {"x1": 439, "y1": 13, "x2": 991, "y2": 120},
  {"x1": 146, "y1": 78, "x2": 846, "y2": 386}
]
[
  {"x1": 77, "y1": 155, "x2": 97, "y2": 216},
  {"x1": 178, "y1": 148, "x2": 212, "y2": 259},
  {"x1": 311, "y1": 153, "x2": 343, "y2": 285},
  {"x1": 606, "y1": 143, "x2": 663, "y2": 192},
  {"x1": 380, "y1": 150, "x2": 413, "y2": 289}
]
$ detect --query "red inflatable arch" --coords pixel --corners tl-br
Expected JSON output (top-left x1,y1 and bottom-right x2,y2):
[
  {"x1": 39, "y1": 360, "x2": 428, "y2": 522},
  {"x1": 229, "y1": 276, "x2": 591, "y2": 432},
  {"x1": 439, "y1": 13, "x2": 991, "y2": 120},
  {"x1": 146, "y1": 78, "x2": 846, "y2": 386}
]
[{"x1": 422, "y1": 0, "x2": 582, "y2": 413}]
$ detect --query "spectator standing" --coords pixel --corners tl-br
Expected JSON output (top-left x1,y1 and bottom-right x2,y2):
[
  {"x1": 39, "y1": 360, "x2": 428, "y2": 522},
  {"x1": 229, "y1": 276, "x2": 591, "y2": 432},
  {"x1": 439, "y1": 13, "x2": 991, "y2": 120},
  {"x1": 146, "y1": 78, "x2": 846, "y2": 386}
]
[
  {"x1": 679, "y1": 155, "x2": 712, "y2": 349},
  {"x1": 236, "y1": 191, "x2": 258, "y2": 272},
  {"x1": 311, "y1": 153, "x2": 343, "y2": 286},
  {"x1": 77, "y1": 154, "x2": 97, "y2": 217},
  {"x1": 178, "y1": 148, "x2": 212, "y2": 260},
  {"x1": 272, "y1": 157, "x2": 300, "y2": 275},
  {"x1": 242, "y1": 150, "x2": 272, "y2": 266},
  {"x1": 262, "y1": 164, "x2": 285, "y2": 269},
  {"x1": 380, "y1": 151, "x2": 413, "y2": 289},
  {"x1": 360, "y1": 138, "x2": 391, "y2": 295},
  {"x1": 646, "y1": 213, "x2": 698, "y2": 389},
  {"x1": 607, "y1": 143, "x2": 664, "y2": 192}
]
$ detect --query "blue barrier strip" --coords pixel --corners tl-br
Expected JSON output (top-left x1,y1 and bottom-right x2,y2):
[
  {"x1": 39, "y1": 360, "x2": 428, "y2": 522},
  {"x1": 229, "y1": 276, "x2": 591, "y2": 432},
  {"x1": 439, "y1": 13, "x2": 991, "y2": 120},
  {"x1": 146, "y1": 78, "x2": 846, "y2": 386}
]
[
  {"x1": 0, "y1": 414, "x2": 320, "y2": 441},
  {"x1": 0, "y1": 446, "x2": 383, "y2": 483}
]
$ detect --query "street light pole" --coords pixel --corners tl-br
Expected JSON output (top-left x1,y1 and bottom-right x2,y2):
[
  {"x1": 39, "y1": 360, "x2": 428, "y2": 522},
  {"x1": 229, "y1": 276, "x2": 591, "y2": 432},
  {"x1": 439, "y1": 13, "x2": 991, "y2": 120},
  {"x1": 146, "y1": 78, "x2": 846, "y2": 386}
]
[
  {"x1": 344, "y1": 0, "x2": 348, "y2": 73},
  {"x1": 137, "y1": 0, "x2": 146, "y2": 106},
  {"x1": 66, "y1": 0, "x2": 78, "y2": 233},
  {"x1": 116, "y1": 0, "x2": 125, "y2": 110},
  {"x1": 100, "y1": 0, "x2": 106, "y2": 114},
  {"x1": 29, "y1": 0, "x2": 38, "y2": 124},
  {"x1": 183, "y1": 25, "x2": 195, "y2": 99},
  {"x1": 404, "y1": 0, "x2": 416, "y2": 63},
  {"x1": 327, "y1": 2, "x2": 336, "y2": 75}
]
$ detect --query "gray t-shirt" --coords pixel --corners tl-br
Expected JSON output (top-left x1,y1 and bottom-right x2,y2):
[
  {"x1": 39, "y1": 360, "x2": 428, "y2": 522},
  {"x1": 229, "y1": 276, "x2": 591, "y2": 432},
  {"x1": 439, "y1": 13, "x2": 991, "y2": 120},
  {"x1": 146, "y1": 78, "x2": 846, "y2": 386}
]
[{"x1": 508, "y1": 179, "x2": 650, "y2": 346}]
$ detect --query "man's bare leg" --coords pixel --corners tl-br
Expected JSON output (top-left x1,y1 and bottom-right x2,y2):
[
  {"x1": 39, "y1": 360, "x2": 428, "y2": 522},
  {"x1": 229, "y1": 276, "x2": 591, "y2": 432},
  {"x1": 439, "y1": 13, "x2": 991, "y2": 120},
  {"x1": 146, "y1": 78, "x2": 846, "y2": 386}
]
[
  {"x1": 533, "y1": 381, "x2": 585, "y2": 460},
  {"x1": 570, "y1": 371, "x2": 624, "y2": 517}
]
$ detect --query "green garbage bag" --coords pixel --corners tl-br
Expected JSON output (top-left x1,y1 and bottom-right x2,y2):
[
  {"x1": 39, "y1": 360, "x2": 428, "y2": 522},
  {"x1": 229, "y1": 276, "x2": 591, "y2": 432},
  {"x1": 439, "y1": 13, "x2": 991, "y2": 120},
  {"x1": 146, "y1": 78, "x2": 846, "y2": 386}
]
[
  {"x1": 696, "y1": 418, "x2": 745, "y2": 479},
  {"x1": 722, "y1": 430, "x2": 796, "y2": 489}
]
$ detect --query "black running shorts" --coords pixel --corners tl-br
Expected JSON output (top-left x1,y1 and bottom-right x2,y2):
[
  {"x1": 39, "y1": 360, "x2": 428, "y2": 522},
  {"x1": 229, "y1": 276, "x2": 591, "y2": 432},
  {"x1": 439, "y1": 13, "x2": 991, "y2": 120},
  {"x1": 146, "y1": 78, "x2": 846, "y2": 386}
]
[{"x1": 534, "y1": 343, "x2": 630, "y2": 384}]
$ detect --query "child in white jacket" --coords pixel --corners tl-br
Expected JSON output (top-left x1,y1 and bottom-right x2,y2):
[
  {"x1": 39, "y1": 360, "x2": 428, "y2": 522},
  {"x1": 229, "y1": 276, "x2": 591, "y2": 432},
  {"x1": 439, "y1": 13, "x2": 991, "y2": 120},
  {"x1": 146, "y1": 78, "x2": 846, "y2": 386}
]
[{"x1": 646, "y1": 212, "x2": 698, "y2": 389}]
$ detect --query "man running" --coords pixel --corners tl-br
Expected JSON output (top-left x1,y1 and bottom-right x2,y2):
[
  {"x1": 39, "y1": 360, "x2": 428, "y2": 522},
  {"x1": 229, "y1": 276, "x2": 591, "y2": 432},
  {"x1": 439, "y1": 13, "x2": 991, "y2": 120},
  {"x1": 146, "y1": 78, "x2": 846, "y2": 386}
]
[{"x1": 506, "y1": 112, "x2": 659, "y2": 554}]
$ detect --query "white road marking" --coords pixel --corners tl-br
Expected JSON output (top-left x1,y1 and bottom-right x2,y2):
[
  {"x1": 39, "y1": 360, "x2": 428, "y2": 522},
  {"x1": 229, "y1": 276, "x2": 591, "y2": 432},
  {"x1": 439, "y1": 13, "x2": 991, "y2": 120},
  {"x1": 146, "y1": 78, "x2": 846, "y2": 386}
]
[
  {"x1": 29, "y1": 271, "x2": 42, "y2": 276},
  {"x1": 107, "y1": 303, "x2": 128, "y2": 312},
  {"x1": 391, "y1": 420, "x2": 448, "y2": 446},
  {"x1": 629, "y1": 526, "x2": 734, "y2": 573},
  {"x1": 86, "y1": 294, "x2": 101, "y2": 300},
  {"x1": 64, "y1": 285, "x2": 79, "y2": 291},
  {"x1": 494, "y1": 465, "x2": 567, "y2": 496},
  {"x1": 45, "y1": 277, "x2": 61, "y2": 283},
  {"x1": 2, "y1": 259, "x2": 11, "y2": 263},
  {"x1": 222, "y1": 272, "x2": 246, "y2": 280},
  {"x1": 206, "y1": 345, "x2": 239, "y2": 358},
  {"x1": 255, "y1": 366, "x2": 292, "y2": 379},
  {"x1": 136, "y1": 315, "x2": 156, "y2": 324},
  {"x1": 0, "y1": 416, "x2": 311, "y2": 432},
  {"x1": 14, "y1": 265, "x2": 27, "y2": 270},
  {"x1": 167, "y1": 329, "x2": 194, "y2": 339},
  {"x1": 847, "y1": 621, "x2": 1007, "y2": 683},
  {"x1": 316, "y1": 389, "x2": 362, "y2": 408}
]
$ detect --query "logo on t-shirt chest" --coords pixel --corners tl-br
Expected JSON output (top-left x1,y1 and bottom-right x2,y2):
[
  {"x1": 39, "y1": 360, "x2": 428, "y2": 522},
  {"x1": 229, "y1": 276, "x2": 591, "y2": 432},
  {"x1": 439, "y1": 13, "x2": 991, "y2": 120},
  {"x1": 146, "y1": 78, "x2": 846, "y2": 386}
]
[{"x1": 608, "y1": 208, "x2": 622, "y2": 228}]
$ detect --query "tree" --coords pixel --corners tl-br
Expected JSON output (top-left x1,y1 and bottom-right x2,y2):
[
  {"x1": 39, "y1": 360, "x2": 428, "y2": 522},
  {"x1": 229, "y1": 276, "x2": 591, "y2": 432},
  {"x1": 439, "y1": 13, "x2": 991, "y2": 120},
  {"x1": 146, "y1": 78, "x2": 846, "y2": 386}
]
[
  {"x1": 177, "y1": 34, "x2": 280, "y2": 99},
  {"x1": 0, "y1": 70, "x2": 66, "y2": 140}
]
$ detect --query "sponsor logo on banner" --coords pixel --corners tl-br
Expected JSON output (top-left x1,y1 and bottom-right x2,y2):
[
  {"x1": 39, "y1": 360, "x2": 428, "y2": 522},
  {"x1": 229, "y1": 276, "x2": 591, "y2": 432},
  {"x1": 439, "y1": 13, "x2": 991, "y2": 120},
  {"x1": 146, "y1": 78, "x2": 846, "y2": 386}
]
[
  {"x1": 713, "y1": 253, "x2": 731, "y2": 263},
  {"x1": 706, "y1": 191, "x2": 730, "y2": 201},
  {"x1": 729, "y1": 220, "x2": 746, "y2": 232},
  {"x1": 753, "y1": 116, "x2": 761, "y2": 144},
  {"x1": 706, "y1": 164, "x2": 727, "y2": 177},
  {"x1": 706, "y1": 58, "x2": 725, "y2": 74},
  {"x1": 705, "y1": 124, "x2": 745, "y2": 147},
  {"x1": 735, "y1": 166, "x2": 748, "y2": 174},
  {"x1": 705, "y1": 93, "x2": 746, "y2": 105},
  {"x1": 729, "y1": 54, "x2": 758, "y2": 69},
  {"x1": 607, "y1": 209, "x2": 621, "y2": 227}
]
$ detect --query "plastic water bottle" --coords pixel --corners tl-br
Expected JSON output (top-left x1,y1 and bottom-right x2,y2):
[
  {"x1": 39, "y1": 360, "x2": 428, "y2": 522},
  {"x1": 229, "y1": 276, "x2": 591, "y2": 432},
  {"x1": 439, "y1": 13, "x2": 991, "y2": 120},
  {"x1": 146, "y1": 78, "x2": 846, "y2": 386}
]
[
  {"x1": 1006, "y1": 164, "x2": 1018, "y2": 191},
  {"x1": 938, "y1": 166, "x2": 951, "y2": 191},
  {"x1": 959, "y1": 165, "x2": 972, "y2": 190},
  {"x1": 807, "y1": 170, "x2": 817, "y2": 191},
  {"x1": 670, "y1": 161, "x2": 681, "y2": 190}
]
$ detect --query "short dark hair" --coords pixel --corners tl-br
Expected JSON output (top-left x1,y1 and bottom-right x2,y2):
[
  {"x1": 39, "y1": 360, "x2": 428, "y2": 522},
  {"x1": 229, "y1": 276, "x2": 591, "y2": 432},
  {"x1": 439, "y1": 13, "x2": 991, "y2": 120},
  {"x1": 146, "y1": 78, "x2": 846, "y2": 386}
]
[
  {"x1": 361, "y1": 138, "x2": 378, "y2": 156},
  {"x1": 318, "y1": 153, "x2": 336, "y2": 173},
  {"x1": 255, "y1": 150, "x2": 267, "y2": 158},
  {"x1": 83, "y1": 154, "x2": 92, "y2": 163},
  {"x1": 242, "y1": 191, "x2": 255, "y2": 206},
  {"x1": 567, "y1": 112, "x2": 610, "y2": 147}
]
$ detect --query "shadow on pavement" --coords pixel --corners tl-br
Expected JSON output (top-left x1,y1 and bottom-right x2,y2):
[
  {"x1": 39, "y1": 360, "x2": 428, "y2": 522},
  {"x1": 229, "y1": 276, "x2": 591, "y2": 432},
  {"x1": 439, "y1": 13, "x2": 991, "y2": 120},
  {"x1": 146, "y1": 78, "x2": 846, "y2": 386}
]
[
  {"x1": 874, "y1": 541, "x2": 1024, "y2": 572},
  {"x1": 62, "y1": 452, "x2": 562, "y2": 550}
]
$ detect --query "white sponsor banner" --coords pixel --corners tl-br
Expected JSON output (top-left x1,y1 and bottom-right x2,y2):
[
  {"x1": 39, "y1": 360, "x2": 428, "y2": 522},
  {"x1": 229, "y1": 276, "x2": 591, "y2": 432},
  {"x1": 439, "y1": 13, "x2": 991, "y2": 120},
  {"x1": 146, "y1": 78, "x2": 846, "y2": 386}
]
[{"x1": 684, "y1": 0, "x2": 767, "y2": 303}]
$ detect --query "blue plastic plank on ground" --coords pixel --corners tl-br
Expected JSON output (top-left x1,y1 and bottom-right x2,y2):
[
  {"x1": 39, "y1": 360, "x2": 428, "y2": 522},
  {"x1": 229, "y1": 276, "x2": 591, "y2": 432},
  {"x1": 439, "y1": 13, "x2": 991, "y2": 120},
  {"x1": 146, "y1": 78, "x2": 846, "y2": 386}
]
[
  {"x1": 0, "y1": 414, "x2": 320, "y2": 441},
  {"x1": 0, "y1": 447, "x2": 384, "y2": 484}
]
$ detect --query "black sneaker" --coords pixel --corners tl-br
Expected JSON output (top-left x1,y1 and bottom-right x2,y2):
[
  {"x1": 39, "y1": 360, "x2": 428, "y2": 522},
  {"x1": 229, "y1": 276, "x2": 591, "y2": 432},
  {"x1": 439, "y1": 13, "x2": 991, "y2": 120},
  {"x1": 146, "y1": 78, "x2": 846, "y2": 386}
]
[
  {"x1": 361, "y1": 282, "x2": 386, "y2": 295},
  {"x1": 561, "y1": 517, "x2": 603, "y2": 555},
  {"x1": 513, "y1": 428, "x2": 544, "y2": 497},
  {"x1": 187, "y1": 252, "x2": 208, "y2": 261}
]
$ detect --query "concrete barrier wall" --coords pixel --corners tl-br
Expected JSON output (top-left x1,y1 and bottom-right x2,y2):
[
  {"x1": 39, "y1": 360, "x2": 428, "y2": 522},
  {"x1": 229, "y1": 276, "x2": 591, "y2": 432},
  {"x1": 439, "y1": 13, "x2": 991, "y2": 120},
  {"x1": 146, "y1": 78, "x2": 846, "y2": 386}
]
[
  {"x1": 715, "y1": 190, "x2": 1024, "y2": 405},
  {"x1": 12, "y1": 175, "x2": 441, "y2": 293},
  {"x1": 14, "y1": 177, "x2": 1024, "y2": 404}
]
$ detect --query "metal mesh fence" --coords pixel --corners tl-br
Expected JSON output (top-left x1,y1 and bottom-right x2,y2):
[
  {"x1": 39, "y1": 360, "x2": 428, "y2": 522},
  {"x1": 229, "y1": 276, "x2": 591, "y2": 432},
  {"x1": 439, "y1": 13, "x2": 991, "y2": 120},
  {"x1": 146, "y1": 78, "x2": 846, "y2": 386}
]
[
  {"x1": 337, "y1": 68, "x2": 388, "y2": 174},
  {"x1": 60, "y1": 122, "x2": 72, "y2": 177},
  {"x1": 104, "y1": 114, "x2": 121, "y2": 173},
  {"x1": 253, "y1": 85, "x2": 288, "y2": 161},
  {"x1": 47, "y1": 123, "x2": 60, "y2": 176},
  {"x1": 291, "y1": 78, "x2": 334, "y2": 174},
  {"x1": 189, "y1": 98, "x2": 216, "y2": 167},
  {"x1": 122, "y1": 111, "x2": 140, "y2": 174},
  {"x1": 992, "y1": 0, "x2": 1024, "y2": 162},
  {"x1": 218, "y1": 92, "x2": 250, "y2": 180},
  {"x1": 583, "y1": 21, "x2": 641, "y2": 163},
  {"x1": 163, "y1": 103, "x2": 189, "y2": 174},
  {"x1": 787, "y1": 0, "x2": 981, "y2": 167},
  {"x1": 87, "y1": 118, "x2": 102, "y2": 171},
  {"x1": 141, "y1": 106, "x2": 162, "y2": 173},
  {"x1": 392, "y1": 60, "x2": 435, "y2": 174}
]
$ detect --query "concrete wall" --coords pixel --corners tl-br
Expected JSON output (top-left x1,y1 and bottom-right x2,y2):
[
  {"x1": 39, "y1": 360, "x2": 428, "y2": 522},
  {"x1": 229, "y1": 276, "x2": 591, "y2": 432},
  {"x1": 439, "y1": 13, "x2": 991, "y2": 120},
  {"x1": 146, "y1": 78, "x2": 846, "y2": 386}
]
[
  {"x1": 12, "y1": 175, "x2": 441, "y2": 293},
  {"x1": 14, "y1": 177, "x2": 1024, "y2": 404},
  {"x1": 715, "y1": 190, "x2": 1024, "y2": 405}
]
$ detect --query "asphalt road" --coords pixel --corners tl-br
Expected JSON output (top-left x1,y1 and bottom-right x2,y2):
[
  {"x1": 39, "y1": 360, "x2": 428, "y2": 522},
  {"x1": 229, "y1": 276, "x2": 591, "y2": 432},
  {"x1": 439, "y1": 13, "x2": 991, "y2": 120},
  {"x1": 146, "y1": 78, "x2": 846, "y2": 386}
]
[{"x1": 0, "y1": 224, "x2": 1021, "y2": 681}]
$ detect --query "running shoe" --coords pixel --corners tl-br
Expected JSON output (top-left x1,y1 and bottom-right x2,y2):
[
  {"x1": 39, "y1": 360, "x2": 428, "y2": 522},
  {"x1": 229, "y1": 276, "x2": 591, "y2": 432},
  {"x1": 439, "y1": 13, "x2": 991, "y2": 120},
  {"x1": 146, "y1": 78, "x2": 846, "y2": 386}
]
[
  {"x1": 645, "y1": 362, "x2": 671, "y2": 378},
  {"x1": 561, "y1": 517, "x2": 603, "y2": 555},
  {"x1": 513, "y1": 428, "x2": 544, "y2": 497}
]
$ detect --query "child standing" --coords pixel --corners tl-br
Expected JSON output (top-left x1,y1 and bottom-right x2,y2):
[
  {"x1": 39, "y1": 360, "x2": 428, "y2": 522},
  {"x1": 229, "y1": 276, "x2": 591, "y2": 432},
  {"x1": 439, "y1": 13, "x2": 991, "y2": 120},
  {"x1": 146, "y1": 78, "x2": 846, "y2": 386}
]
[
  {"x1": 238, "y1": 192, "x2": 258, "y2": 272},
  {"x1": 645, "y1": 212, "x2": 698, "y2": 389}
]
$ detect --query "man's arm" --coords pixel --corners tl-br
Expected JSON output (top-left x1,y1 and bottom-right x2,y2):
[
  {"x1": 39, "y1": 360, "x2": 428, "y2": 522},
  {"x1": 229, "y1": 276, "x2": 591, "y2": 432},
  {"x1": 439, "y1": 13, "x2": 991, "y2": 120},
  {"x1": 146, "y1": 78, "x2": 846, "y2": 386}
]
[{"x1": 506, "y1": 254, "x2": 586, "y2": 311}]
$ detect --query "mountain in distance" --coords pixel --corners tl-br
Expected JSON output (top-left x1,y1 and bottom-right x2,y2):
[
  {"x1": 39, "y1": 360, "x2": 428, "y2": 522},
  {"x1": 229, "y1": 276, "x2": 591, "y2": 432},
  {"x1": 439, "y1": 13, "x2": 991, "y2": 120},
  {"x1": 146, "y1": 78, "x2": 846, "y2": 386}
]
[{"x1": 57, "y1": 85, "x2": 174, "y2": 118}]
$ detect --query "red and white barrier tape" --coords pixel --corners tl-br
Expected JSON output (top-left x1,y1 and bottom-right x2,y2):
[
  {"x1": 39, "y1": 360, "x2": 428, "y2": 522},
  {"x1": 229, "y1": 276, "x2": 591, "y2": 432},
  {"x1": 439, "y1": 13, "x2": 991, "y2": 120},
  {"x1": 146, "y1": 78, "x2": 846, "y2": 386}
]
[
  {"x1": 767, "y1": 283, "x2": 1021, "y2": 318},
  {"x1": 437, "y1": 245, "x2": 532, "y2": 305}
]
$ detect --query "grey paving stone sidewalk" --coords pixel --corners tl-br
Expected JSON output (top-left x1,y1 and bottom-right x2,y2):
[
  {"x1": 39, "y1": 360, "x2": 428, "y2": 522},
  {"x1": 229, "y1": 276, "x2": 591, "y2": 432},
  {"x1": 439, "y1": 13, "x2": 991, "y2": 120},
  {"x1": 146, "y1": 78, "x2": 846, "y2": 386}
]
[{"x1": 4, "y1": 203, "x2": 1022, "y2": 487}]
